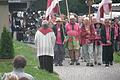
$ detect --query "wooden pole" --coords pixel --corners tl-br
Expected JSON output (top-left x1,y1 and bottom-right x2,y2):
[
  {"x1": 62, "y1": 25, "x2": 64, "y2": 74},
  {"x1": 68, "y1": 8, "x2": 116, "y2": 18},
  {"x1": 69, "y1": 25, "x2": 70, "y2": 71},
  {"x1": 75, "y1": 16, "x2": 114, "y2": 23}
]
[
  {"x1": 88, "y1": 3, "x2": 91, "y2": 24},
  {"x1": 65, "y1": 0, "x2": 70, "y2": 22},
  {"x1": 57, "y1": 0, "x2": 66, "y2": 38},
  {"x1": 57, "y1": 0, "x2": 61, "y2": 15},
  {"x1": 110, "y1": 4, "x2": 112, "y2": 20},
  {"x1": 88, "y1": 0, "x2": 93, "y2": 24}
]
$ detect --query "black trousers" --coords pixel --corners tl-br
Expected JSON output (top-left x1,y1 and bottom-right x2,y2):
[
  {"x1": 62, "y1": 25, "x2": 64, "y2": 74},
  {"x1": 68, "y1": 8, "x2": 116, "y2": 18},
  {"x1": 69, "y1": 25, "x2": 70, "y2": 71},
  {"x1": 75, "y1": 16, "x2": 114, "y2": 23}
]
[
  {"x1": 39, "y1": 55, "x2": 53, "y2": 73},
  {"x1": 102, "y1": 45, "x2": 114, "y2": 64}
]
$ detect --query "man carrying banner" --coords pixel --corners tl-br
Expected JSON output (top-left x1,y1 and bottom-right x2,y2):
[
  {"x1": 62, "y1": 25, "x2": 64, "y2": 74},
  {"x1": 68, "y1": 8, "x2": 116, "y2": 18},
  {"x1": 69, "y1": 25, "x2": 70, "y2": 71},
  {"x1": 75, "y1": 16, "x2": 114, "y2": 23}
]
[{"x1": 53, "y1": 17, "x2": 65, "y2": 66}]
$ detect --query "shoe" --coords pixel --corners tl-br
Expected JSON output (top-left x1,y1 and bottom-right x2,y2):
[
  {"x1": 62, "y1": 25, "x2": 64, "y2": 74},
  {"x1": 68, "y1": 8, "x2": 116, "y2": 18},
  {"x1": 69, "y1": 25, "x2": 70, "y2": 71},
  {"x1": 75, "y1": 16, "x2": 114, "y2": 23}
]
[
  {"x1": 86, "y1": 63, "x2": 89, "y2": 66},
  {"x1": 59, "y1": 63, "x2": 63, "y2": 66},
  {"x1": 105, "y1": 64, "x2": 109, "y2": 67},
  {"x1": 94, "y1": 61, "x2": 97, "y2": 65},
  {"x1": 70, "y1": 62, "x2": 74, "y2": 65},
  {"x1": 110, "y1": 62, "x2": 113, "y2": 65},
  {"x1": 55, "y1": 64, "x2": 58, "y2": 66},
  {"x1": 110, "y1": 62, "x2": 113, "y2": 66},
  {"x1": 90, "y1": 63, "x2": 94, "y2": 67},
  {"x1": 76, "y1": 62, "x2": 80, "y2": 65},
  {"x1": 98, "y1": 63, "x2": 101, "y2": 65}
]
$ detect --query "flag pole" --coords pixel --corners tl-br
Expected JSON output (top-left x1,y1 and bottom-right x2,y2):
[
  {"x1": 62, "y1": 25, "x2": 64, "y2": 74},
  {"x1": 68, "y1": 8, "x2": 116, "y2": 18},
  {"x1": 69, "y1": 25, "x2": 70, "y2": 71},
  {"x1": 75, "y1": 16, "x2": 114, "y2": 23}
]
[
  {"x1": 57, "y1": 0, "x2": 61, "y2": 15},
  {"x1": 88, "y1": 0, "x2": 94, "y2": 24},
  {"x1": 110, "y1": 3, "x2": 112, "y2": 20},
  {"x1": 57, "y1": 0, "x2": 66, "y2": 37},
  {"x1": 65, "y1": 0, "x2": 70, "y2": 22},
  {"x1": 86, "y1": 0, "x2": 93, "y2": 31}
]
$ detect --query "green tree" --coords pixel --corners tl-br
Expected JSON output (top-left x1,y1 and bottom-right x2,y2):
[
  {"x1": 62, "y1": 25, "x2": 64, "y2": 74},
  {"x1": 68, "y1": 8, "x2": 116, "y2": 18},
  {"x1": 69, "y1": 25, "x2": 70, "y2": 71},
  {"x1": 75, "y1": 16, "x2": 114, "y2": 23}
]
[{"x1": 0, "y1": 27, "x2": 14, "y2": 59}]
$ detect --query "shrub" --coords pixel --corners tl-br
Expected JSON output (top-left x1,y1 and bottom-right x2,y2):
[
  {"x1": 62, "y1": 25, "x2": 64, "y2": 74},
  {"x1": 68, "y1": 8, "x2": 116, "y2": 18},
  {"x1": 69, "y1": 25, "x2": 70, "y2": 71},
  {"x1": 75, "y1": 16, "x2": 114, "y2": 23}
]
[{"x1": 0, "y1": 27, "x2": 14, "y2": 59}]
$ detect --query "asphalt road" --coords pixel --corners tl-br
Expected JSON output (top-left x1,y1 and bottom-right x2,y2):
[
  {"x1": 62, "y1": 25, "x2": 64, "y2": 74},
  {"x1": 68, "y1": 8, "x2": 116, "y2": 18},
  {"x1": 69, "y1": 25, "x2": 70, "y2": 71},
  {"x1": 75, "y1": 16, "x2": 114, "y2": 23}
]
[{"x1": 54, "y1": 58, "x2": 120, "y2": 80}]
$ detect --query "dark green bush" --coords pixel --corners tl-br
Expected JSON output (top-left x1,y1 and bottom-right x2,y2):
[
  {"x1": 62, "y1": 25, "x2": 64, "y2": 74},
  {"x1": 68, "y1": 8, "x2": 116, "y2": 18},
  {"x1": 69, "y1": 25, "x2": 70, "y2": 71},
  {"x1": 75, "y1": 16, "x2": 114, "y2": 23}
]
[{"x1": 0, "y1": 27, "x2": 14, "y2": 59}]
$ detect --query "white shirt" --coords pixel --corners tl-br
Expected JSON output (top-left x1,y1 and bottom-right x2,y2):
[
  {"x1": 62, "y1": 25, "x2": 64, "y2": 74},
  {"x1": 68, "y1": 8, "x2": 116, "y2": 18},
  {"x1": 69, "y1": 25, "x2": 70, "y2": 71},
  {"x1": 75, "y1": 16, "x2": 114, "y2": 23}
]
[{"x1": 34, "y1": 30, "x2": 56, "y2": 57}]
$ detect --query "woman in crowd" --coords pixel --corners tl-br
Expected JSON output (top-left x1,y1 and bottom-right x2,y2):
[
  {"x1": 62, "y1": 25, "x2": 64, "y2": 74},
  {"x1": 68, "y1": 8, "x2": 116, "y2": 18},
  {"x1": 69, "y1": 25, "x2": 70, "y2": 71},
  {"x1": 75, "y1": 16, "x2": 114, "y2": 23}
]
[
  {"x1": 101, "y1": 19, "x2": 114, "y2": 67},
  {"x1": 94, "y1": 21, "x2": 103, "y2": 65}
]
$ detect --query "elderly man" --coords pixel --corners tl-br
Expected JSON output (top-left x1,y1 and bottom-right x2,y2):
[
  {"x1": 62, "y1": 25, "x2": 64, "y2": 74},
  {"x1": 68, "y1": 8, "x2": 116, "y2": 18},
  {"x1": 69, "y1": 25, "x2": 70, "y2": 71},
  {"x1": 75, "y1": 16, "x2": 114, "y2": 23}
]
[
  {"x1": 34, "y1": 20, "x2": 56, "y2": 73},
  {"x1": 65, "y1": 15, "x2": 80, "y2": 65},
  {"x1": 80, "y1": 17, "x2": 95, "y2": 67}
]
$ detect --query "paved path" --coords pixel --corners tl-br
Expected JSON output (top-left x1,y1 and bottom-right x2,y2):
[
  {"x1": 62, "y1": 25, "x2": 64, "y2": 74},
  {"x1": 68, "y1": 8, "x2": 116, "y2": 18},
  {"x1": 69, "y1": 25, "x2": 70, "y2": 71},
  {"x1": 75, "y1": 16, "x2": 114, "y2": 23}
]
[
  {"x1": 27, "y1": 44, "x2": 120, "y2": 80},
  {"x1": 54, "y1": 58, "x2": 120, "y2": 80}
]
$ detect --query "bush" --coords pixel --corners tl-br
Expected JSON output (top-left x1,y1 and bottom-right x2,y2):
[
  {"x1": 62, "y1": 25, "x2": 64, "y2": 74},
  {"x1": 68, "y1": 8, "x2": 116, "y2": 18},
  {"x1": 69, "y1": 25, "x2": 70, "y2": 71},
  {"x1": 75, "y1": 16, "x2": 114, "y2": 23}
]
[{"x1": 0, "y1": 27, "x2": 14, "y2": 59}]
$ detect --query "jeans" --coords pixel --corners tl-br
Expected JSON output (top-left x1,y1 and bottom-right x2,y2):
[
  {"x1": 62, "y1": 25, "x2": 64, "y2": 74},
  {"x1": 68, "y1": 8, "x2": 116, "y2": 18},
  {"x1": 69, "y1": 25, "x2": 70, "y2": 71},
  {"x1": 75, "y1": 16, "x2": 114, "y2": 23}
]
[{"x1": 82, "y1": 43, "x2": 94, "y2": 63}]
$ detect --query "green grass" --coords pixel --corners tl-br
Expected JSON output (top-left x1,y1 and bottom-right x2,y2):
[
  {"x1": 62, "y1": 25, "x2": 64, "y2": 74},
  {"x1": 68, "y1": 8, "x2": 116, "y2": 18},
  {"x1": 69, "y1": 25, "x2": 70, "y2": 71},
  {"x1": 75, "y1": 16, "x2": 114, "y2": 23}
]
[
  {"x1": 0, "y1": 41, "x2": 59, "y2": 80},
  {"x1": 114, "y1": 52, "x2": 120, "y2": 63}
]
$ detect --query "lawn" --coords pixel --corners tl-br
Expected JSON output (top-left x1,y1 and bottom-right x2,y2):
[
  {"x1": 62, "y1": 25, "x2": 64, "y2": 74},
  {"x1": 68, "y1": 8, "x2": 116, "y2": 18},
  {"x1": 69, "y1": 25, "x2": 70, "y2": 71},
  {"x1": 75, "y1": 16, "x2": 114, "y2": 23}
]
[
  {"x1": 0, "y1": 41, "x2": 59, "y2": 80},
  {"x1": 114, "y1": 52, "x2": 120, "y2": 63}
]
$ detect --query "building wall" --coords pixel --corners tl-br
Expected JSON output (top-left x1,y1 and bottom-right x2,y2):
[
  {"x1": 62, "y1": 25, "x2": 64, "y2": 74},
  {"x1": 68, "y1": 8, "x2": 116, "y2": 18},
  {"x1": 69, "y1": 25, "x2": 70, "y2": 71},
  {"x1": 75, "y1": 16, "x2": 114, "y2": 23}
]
[{"x1": 0, "y1": 4, "x2": 9, "y2": 36}]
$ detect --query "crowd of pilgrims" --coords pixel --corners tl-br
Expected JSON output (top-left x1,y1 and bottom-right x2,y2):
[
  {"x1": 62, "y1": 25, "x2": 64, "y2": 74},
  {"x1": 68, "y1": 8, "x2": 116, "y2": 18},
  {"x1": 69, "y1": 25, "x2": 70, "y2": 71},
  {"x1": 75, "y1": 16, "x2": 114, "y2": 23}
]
[
  {"x1": 48, "y1": 14, "x2": 120, "y2": 67},
  {"x1": 10, "y1": 12, "x2": 120, "y2": 67}
]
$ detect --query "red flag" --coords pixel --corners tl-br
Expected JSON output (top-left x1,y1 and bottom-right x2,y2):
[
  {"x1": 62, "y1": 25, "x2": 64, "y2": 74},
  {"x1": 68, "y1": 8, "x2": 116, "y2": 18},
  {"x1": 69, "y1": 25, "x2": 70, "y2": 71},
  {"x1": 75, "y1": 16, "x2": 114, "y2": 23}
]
[
  {"x1": 46, "y1": 0, "x2": 62, "y2": 19},
  {"x1": 97, "y1": 0, "x2": 112, "y2": 19}
]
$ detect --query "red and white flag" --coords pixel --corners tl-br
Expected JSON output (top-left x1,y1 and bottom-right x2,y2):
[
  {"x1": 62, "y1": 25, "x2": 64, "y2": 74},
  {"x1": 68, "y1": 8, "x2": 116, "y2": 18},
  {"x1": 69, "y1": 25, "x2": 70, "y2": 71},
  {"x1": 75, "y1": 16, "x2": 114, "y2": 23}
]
[
  {"x1": 97, "y1": 0, "x2": 112, "y2": 20},
  {"x1": 46, "y1": 0, "x2": 62, "y2": 19}
]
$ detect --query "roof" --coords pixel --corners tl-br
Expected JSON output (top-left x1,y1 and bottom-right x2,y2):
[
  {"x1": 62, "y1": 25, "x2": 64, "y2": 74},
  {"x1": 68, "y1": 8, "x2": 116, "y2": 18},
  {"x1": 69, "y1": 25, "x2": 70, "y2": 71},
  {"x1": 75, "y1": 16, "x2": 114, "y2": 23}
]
[
  {"x1": 92, "y1": 3, "x2": 120, "y2": 8},
  {"x1": 8, "y1": 0, "x2": 36, "y2": 3}
]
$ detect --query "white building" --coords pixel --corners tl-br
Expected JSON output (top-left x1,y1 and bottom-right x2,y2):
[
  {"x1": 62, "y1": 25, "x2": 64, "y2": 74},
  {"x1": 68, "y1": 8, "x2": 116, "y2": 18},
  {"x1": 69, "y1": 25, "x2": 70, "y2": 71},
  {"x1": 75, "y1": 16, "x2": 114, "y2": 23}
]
[{"x1": 92, "y1": 3, "x2": 120, "y2": 18}]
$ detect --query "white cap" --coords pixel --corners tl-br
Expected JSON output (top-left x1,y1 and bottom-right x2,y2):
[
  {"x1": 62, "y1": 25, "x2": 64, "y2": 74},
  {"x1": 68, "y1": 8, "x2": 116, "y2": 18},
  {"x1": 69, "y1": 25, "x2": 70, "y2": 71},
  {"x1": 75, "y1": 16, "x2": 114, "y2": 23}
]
[
  {"x1": 56, "y1": 17, "x2": 62, "y2": 22},
  {"x1": 70, "y1": 15, "x2": 75, "y2": 19}
]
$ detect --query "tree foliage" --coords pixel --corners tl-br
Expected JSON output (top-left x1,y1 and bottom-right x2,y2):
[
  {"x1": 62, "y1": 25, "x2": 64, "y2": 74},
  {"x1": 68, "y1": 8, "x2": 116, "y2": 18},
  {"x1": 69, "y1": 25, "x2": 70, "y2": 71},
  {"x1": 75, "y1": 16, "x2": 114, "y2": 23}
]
[
  {"x1": 30, "y1": 0, "x2": 120, "y2": 15},
  {"x1": 0, "y1": 27, "x2": 14, "y2": 59}
]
